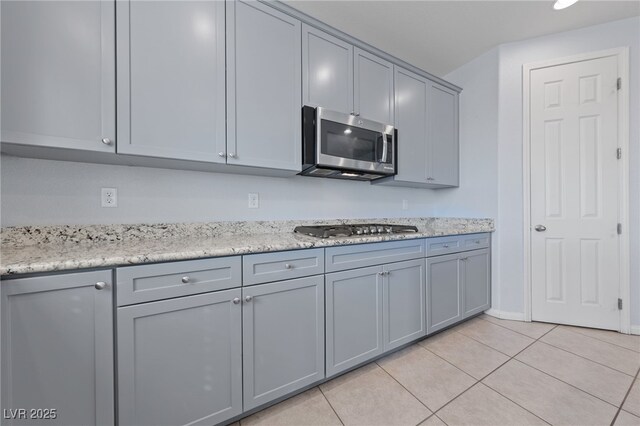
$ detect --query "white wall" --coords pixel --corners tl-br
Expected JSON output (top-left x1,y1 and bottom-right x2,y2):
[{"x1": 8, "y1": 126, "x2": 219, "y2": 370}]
[{"x1": 495, "y1": 17, "x2": 640, "y2": 325}]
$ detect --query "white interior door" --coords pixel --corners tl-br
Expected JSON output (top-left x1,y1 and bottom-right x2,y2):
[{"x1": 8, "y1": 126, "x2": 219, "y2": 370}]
[{"x1": 530, "y1": 55, "x2": 620, "y2": 330}]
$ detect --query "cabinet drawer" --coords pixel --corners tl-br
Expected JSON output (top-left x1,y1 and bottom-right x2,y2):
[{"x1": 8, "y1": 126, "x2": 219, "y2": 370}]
[
  {"x1": 325, "y1": 239, "x2": 425, "y2": 273},
  {"x1": 242, "y1": 248, "x2": 324, "y2": 286},
  {"x1": 463, "y1": 233, "x2": 490, "y2": 250},
  {"x1": 116, "y1": 257, "x2": 241, "y2": 306},
  {"x1": 426, "y1": 233, "x2": 491, "y2": 257}
]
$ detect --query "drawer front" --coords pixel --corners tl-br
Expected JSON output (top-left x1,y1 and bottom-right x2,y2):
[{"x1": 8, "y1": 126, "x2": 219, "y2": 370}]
[
  {"x1": 463, "y1": 233, "x2": 491, "y2": 250},
  {"x1": 117, "y1": 257, "x2": 241, "y2": 306},
  {"x1": 325, "y1": 239, "x2": 425, "y2": 273},
  {"x1": 425, "y1": 235, "x2": 464, "y2": 257},
  {"x1": 242, "y1": 248, "x2": 324, "y2": 286}
]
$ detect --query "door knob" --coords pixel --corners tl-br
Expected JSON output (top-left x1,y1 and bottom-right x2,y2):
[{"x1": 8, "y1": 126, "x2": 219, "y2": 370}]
[{"x1": 534, "y1": 225, "x2": 547, "y2": 232}]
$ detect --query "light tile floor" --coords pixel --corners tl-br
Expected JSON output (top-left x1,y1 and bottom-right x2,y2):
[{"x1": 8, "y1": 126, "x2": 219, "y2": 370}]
[{"x1": 238, "y1": 315, "x2": 640, "y2": 426}]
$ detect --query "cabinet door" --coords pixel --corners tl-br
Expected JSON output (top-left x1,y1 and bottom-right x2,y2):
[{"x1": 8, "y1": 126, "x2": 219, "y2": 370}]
[
  {"x1": 227, "y1": 1, "x2": 301, "y2": 171},
  {"x1": 383, "y1": 259, "x2": 426, "y2": 351},
  {"x1": 427, "y1": 82, "x2": 459, "y2": 186},
  {"x1": 302, "y1": 24, "x2": 353, "y2": 114},
  {"x1": 462, "y1": 249, "x2": 491, "y2": 318},
  {"x1": 1, "y1": 1, "x2": 115, "y2": 152},
  {"x1": 118, "y1": 289, "x2": 242, "y2": 426},
  {"x1": 426, "y1": 254, "x2": 463, "y2": 334},
  {"x1": 116, "y1": 0, "x2": 226, "y2": 162},
  {"x1": 326, "y1": 266, "x2": 383, "y2": 377},
  {"x1": 243, "y1": 276, "x2": 324, "y2": 411},
  {"x1": 393, "y1": 67, "x2": 428, "y2": 184},
  {"x1": 354, "y1": 48, "x2": 394, "y2": 124},
  {"x1": 1, "y1": 271, "x2": 114, "y2": 426}
]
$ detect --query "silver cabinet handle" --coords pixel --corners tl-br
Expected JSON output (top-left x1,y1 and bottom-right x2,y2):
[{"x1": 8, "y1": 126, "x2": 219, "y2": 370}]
[
  {"x1": 101, "y1": 138, "x2": 112, "y2": 145},
  {"x1": 181, "y1": 276, "x2": 190, "y2": 284},
  {"x1": 443, "y1": 244, "x2": 449, "y2": 248},
  {"x1": 228, "y1": 153, "x2": 237, "y2": 158},
  {"x1": 377, "y1": 271, "x2": 384, "y2": 276},
  {"x1": 427, "y1": 177, "x2": 434, "y2": 181},
  {"x1": 460, "y1": 257, "x2": 468, "y2": 261},
  {"x1": 244, "y1": 295, "x2": 253, "y2": 303},
  {"x1": 218, "y1": 152, "x2": 226, "y2": 158},
  {"x1": 232, "y1": 297, "x2": 241, "y2": 305},
  {"x1": 534, "y1": 225, "x2": 547, "y2": 232},
  {"x1": 95, "y1": 281, "x2": 107, "y2": 290},
  {"x1": 475, "y1": 240, "x2": 481, "y2": 244},
  {"x1": 284, "y1": 263, "x2": 292, "y2": 269}
]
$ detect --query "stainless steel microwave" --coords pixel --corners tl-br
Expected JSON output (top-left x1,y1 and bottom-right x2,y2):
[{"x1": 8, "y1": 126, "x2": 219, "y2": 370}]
[{"x1": 300, "y1": 106, "x2": 396, "y2": 181}]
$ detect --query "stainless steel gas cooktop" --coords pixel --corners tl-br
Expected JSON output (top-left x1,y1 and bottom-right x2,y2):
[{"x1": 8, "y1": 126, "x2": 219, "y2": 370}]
[{"x1": 294, "y1": 224, "x2": 419, "y2": 239}]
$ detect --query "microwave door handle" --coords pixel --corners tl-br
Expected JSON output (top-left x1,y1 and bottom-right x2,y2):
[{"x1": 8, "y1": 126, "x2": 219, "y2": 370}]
[{"x1": 380, "y1": 133, "x2": 388, "y2": 163}]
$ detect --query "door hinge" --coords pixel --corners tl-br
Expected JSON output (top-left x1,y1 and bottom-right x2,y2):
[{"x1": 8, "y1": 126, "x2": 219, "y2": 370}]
[
  {"x1": 618, "y1": 298, "x2": 623, "y2": 310},
  {"x1": 617, "y1": 148, "x2": 622, "y2": 159},
  {"x1": 617, "y1": 77, "x2": 622, "y2": 90},
  {"x1": 617, "y1": 223, "x2": 622, "y2": 235}
]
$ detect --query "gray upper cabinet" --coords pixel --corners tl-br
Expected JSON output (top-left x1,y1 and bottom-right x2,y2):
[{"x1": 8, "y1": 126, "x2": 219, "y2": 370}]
[
  {"x1": 428, "y1": 82, "x2": 460, "y2": 186},
  {"x1": 227, "y1": 1, "x2": 301, "y2": 171},
  {"x1": 426, "y1": 253, "x2": 463, "y2": 334},
  {"x1": 242, "y1": 276, "x2": 324, "y2": 411},
  {"x1": 462, "y1": 248, "x2": 491, "y2": 318},
  {"x1": 1, "y1": 1, "x2": 115, "y2": 152},
  {"x1": 302, "y1": 24, "x2": 354, "y2": 114},
  {"x1": 375, "y1": 66, "x2": 459, "y2": 189},
  {"x1": 1, "y1": 271, "x2": 114, "y2": 426},
  {"x1": 326, "y1": 266, "x2": 383, "y2": 377},
  {"x1": 116, "y1": 0, "x2": 226, "y2": 162},
  {"x1": 383, "y1": 259, "x2": 426, "y2": 351},
  {"x1": 354, "y1": 48, "x2": 394, "y2": 124},
  {"x1": 118, "y1": 289, "x2": 242, "y2": 426}
]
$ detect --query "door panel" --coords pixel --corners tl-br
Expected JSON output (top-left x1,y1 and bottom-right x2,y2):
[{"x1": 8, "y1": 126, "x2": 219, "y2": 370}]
[
  {"x1": 325, "y1": 266, "x2": 383, "y2": 377},
  {"x1": 117, "y1": 290, "x2": 242, "y2": 426},
  {"x1": 428, "y1": 82, "x2": 459, "y2": 186},
  {"x1": 1, "y1": 1, "x2": 115, "y2": 152},
  {"x1": 426, "y1": 254, "x2": 462, "y2": 334},
  {"x1": 117, "y1": 0, "x2": 226, "y2": 161},
  {"x1": 462, "y1": 249, "x2": 491, "y2": 318},
  {"x1": 302, "y1": 24, "x2": 353, "y2": 114},
  {"x1": 2, "y1": 271, "x2": 114, "y2": 426},
  {"x1": 354, "y1": 48, "x2": 394, "y2": 124},
  {"x1": 227, "y1": 0, "x2": 301, "y2": 171},
  {"x1": 383, "y1": 259, "x2": 425, "y2": 350},
  {"x1": 242, "y1": 276, "x2": 324, "y2": 410},
  {"x1": 530, "y1": 55, "x2": 620, "y2": 330}
]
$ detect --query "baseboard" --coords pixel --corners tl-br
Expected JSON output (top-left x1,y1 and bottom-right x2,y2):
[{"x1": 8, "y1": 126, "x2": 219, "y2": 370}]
[
  {"x1": 484, "y1": 308, "x2": 526, "y2": 321},
  {"x1": 630, "y1": 325, "x2": 640, "y2": 336}
]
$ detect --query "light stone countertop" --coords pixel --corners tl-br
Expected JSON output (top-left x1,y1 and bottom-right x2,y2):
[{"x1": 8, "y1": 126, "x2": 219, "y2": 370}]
[{"x1": 0, "y1": 217, "x2": 494, "y2": 276}]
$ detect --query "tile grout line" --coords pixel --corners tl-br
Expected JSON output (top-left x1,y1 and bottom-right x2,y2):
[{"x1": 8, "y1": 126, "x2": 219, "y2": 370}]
[
  {"x1": 610, "y1": 368, "x2": 640, "y2": 426},
  {"x1": 374, "y1": 360, "x2": 435, "y2": 419},
  {"x1": 415, "y1": 340, "x2": 488, "y2": 381},
  {"x1": 559, "y1": 325, "x2": 640, "y2": 353},
  {"x1": 317, "y1": 385, "x2": 345, "y2": 426},
  {"x1": 477, "y1": 315, "x2": 555, "y2": 340}
]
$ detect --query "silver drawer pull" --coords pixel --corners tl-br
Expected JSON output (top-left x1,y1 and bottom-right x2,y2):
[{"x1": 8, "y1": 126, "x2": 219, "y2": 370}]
[
  {"x1": 244, "y1": 295, "x2": 253, "y2": 303},
  {"x1": 181, "y1": 276, "x2": 190, "y2": 284},
  {"x1": 232, "y1": 298, "x2": 240, "y2": 305},
  {"x1": 284, "y1": 263, "x2": 292, "y2": 270},
  {"x1": 443, "y1": 244, "x2": 449, "y2": 248},
  {"x1": 475, "y1": 240, "x2": 481, "y2": 244},
  {"x1": 95, "y1": 281, "x2": 107, "y2": 290}
]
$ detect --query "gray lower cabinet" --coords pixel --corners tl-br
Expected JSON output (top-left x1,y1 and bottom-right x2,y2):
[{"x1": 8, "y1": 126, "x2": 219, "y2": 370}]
[
  {"x1": 383, "y1": 259, "x2": 426, "y2": 351},
  {"x1": 326, "y1": 266, "x2": 383, "y2": 377},
  {"x1": 226, "y1": 0, "x2": 302, "y2": 172},
  {"x1": 1, "y1": 1, "x2": 115, "y2": 152},
  {"x1": 242, "y1": 276, "x2": 325, "y2": 411},
  {"x1": 117, "y1": 289, "x2": 242, "y2": 426},
  {"x1": 462, "y1": 248, "x2": 491, "y2": 318},
  {"x1": 426, "y1": 253, "x2": 463, "y2": 334},
  {"x1": 116, "y1": 0, "x2": 226, "y2": 162},
  {"x1": 1, "y1": 271, "x2": 114, "y2": 426},
  {"x1": 426, "y1": 248, "x2": 491, "y2": 334}
]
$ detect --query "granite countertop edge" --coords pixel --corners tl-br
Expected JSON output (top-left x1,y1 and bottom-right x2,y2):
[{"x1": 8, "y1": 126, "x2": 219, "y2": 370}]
[{"x1": 1, "y1": 219, "x2": 494, "y2": 277}]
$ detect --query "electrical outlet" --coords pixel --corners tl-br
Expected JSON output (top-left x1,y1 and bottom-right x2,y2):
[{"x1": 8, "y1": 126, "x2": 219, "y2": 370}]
[
  {"x1": 248, "y1": 193, "x2": 259, "y2": 209},
  {"x1": 402, "y1": 199, "x2": 409, "y2": 210},
  {"x1": 101, "y1": 188, "x2": 118, "y2": 208}
]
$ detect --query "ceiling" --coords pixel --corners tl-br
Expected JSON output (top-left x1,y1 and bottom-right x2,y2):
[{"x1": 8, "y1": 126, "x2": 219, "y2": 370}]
[{"x1": 284, "y1": 0, "x2": 640, "y2": 76}]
